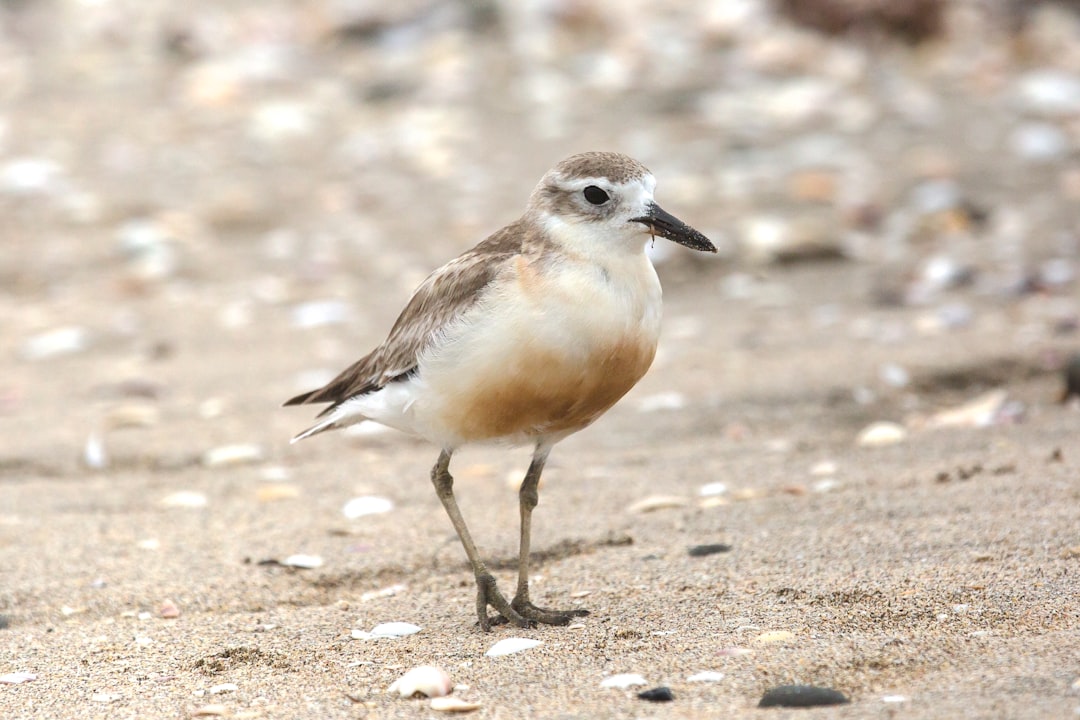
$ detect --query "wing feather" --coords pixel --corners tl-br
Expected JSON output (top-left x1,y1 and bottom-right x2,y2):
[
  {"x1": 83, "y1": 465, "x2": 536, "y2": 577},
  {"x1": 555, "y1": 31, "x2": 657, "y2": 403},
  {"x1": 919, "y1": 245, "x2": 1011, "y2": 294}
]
[{"x1": 283, "y1": 221, "x2": 525, "y2": 409}]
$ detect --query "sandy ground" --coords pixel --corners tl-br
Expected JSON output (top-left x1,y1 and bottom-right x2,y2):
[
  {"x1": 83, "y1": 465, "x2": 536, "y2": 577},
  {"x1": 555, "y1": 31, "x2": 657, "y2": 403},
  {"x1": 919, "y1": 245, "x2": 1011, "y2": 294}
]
[
  {"x1": 3, "y1": 261, "x2": 1079, "y2": 719},
  {"x1": 2, "y1": 1, "x2": 1080, "y2": 718}
]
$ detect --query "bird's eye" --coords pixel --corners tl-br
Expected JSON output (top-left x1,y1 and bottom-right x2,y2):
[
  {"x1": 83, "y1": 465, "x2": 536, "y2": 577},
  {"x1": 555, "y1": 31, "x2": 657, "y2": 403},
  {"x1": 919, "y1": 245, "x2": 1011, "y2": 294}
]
[{"x1": 583, "y1": 185, "x2": 609, "y2": 205}]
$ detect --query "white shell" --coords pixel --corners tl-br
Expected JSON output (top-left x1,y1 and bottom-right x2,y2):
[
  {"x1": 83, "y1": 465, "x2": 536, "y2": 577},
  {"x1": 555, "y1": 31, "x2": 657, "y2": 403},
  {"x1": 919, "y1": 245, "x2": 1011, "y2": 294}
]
[
  {"x1": 0, "y1": 672, "x2": 37, "y2": 684},
  {"x1": 202, "y1": 443, "x2": 264, "y2": 467},
  {"x1": 353, "y1": 622, "x2": 421, "y2": 640},
  {"x1": 600, "y1": 673, "x2": 647, "y2": 689},
  {"x1": 855, "y1": 421, "x2": 907, "y2": 447},
  {"x1": 209, "y1": 683, "x2": 238, "y2": 694},
  {"x1": 342, "y1": 496, "x2": 395, "y2": 519},
  {"x1": 925, "y1": 389, "x2": 1007, "y2": 429},
  {"x1": 160, "y1": 491, "x2": 208, "y2": 508},
  {"x1": 387, "y1": 666, "x2": 453, "y2": 698},
  {"x1": 627, "y1": 495, "x2": 688, "y2": 514},
  {"x1": 484, "y1": 637, "x2": 541, "y2": 657},
  {"x1": 698, "y1": 482, "x2": 728, "y2": 497},
  {"x1": 430, "y1": 696, "x2": 482, "y2": 713},
  {"x1": 282, "y1": 554, "x2": 323, "y2": 569}
]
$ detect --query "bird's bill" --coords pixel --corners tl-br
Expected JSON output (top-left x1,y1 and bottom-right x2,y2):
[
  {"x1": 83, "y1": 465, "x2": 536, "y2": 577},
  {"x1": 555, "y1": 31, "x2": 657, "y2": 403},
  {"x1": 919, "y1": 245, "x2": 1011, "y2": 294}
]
[{"x1": 631, "y1": 203, "x2": 717, "y2": 253}]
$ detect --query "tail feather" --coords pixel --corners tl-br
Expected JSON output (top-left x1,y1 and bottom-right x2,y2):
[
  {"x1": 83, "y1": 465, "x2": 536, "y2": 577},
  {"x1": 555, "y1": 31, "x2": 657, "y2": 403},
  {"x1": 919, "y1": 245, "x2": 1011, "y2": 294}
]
[
  {"x1": 289, "y1": 399, "x2": 368, "y2": 443},
  {"x1": 290, "y1": 416, "x2": 340, "y2": 444}
]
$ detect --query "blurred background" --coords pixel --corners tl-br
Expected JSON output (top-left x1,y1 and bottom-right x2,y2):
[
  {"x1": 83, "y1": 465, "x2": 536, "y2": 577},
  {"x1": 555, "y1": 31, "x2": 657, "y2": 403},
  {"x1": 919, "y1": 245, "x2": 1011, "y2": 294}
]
[{"x1": 1, "y1": 0, "x2": 1079, "y2": 466}]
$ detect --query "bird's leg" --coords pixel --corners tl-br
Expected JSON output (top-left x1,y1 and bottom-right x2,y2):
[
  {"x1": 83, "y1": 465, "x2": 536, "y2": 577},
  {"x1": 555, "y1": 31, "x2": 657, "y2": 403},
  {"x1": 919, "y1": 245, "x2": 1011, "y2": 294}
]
[
  {"x1": 509, "y1": 446, "x2": 590, "y2": 626},
  {"x1": 430, "y1": 449, "x2": 527, "y2": 631}
]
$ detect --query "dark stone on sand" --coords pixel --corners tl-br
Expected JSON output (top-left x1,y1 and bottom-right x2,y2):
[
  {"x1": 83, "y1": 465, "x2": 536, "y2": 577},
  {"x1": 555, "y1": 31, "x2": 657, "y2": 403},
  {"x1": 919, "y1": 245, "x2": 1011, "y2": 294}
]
[
  {"x1": 0, "y1": 614, "x2": 9, "y2": 629},
  {"x1": 758, "y1": 685, "x2": 850, "y2": 708},
  {"x1": 688, "y1": 543, "x2": 732, "y2": 557},
  {"x1": 637, "y1": 687, "x2": 674, "y2": 702},
  {"x1": 1061, "y1": 353, "x2": 1080, "y2": 402}
]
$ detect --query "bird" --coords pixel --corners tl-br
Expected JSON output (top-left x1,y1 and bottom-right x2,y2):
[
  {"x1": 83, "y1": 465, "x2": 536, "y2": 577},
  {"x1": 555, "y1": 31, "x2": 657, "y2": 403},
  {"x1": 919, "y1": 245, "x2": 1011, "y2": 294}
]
[{"x1": 285, "y1": 151, "x2": 716, "y2": 630}]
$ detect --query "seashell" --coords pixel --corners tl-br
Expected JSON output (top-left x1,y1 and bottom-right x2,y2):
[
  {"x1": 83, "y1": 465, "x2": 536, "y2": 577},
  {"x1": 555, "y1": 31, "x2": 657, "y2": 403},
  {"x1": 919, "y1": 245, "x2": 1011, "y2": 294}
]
[
  {"x1": 688, "y1": 671, "x2": 725, "y2": 682},
  {"x1": 209, "y1": 683, "x2": 237, "y2": 694},
  {"x1": 352, "y1": 621, "x2": 421, "y2": 640},
  {"x1": 485, "y1": 637, "x2": 541, "y2": 657},
  {"x1": 429, "y1": 696, "x2": 482, "y2": 713},
  {"x1": 282, "y1": 554, "x2": 323, "y2": 569},
  {"x1": 84, "y1": 432, "x2": 108, "y2": 470},
  {"x1": 627, "y1": 495, "x2": 688, "y2": 514},
  {"x1": 754, "y1": 630, "x2": 795, "y2": 644},
  {"x1": 387, "y1": 666, "x2": 453, "y2": 698},
  {"x1": 20, "y1": 326, "x2": 89, "y2": 361},
  {"x1": 855, "y1": 421, "x2": 907, "y2": 447},
  {"x1": 202, "y1": 443, "x2": 264, "y2": 468},
  {"x1": 601, "y1": 673, "x2": 647, "y2": 689},
  {"x1": 91, "y1": 692, "x2": 122, "y2": 703},
  {"x1": 0, "y1": 672, "x2": 37, "y2": 684},
  {"x1": 160, "y1": 491, "x2": 208, "y2": 508},
  {"x1": 360, "y1": 584, "x2": 406, "y2": 601},
  {"x1": 698, "y1": 482, "x2": 728, "y2": 497},
  {"x1": 924, "y1": 389, "x2": 1008, "y2": 429},
  {"x1": 342, "y1": 496, "x2": 394, "y2": 519}
]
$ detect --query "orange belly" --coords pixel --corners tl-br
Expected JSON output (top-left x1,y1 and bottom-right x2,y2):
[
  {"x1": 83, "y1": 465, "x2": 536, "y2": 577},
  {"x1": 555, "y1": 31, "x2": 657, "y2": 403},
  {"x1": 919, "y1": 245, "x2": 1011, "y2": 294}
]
[{"x1": 445, "y1": 333, "x2": 657, "y2": 442}]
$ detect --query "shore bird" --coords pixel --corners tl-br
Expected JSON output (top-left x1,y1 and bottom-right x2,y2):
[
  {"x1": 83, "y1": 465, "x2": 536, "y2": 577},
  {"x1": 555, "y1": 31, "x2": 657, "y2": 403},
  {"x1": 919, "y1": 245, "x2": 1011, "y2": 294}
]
[{"x1": 285, "y1": 152, "x2": 715, "y2": 629}]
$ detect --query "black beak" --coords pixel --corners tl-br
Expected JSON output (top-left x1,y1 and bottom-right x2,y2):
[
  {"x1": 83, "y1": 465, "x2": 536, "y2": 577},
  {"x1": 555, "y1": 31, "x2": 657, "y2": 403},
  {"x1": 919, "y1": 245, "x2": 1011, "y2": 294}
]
[{"x1": 631, "y1": 203, "x2": 716, "y2": 253}]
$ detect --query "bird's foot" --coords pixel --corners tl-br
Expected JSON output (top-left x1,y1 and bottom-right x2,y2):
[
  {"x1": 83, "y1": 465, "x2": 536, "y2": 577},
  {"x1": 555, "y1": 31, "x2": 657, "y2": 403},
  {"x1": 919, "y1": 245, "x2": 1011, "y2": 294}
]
[
  {"x1": 508, "y1": 594, "x2": 590, "y2": 626},
  {"x1": 474, "y1": 573, "x2": 528, "y2": 631}
]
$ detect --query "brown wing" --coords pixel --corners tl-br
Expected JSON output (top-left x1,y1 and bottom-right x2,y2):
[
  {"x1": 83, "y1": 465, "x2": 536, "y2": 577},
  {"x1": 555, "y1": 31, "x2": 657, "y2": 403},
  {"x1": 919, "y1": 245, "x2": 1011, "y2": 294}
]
[{"x1": 283, "y1": 221, "x2": 525, "y2": 412}]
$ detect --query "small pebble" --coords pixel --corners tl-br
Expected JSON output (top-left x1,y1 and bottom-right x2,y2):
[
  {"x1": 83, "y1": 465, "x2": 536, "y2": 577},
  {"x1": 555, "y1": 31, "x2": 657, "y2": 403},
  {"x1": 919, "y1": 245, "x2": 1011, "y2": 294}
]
[
  {"x1": 0, "y1": 614, "x2": 9, "y2": 629},
  {"x1": 637, "y1": 687, "x2": 674, "y2": 702},
  {"x1": 342, "y1": 496, "x2": 394, "y2": 519},
  {"x1": 1060, "y1": 354, "x2": 1080, "y2": 402},
  {"x1": 485, "y1": 637, "x2": 541, "y2": 657},
  {"x1": 882, "y1": 695, "x2": 908, "y2": 703},
  {"x1": 688, "y1": 544, "x2": 732, "y2": 557},
  {"x1": 758, "y1": 684, "x2": 850, "y2": 708},
  {"x1": 159, "y1": 599, "x2": 180, "y2": 619},
  {"x1": 429, "y1": 696, "x2": 482, "y2": 713},
  {"x1": 191, "y1": 705, "x2": 229, "y2": 717},
  {"x1": 600, "y1": 673, "x2": 647, "y2": 689},
  {"x1": 209, "y1": 683, "x2": 237, "y2": 694},
  {"x1": 387, "y1": 666, "x2": 453, "y2": 698}
]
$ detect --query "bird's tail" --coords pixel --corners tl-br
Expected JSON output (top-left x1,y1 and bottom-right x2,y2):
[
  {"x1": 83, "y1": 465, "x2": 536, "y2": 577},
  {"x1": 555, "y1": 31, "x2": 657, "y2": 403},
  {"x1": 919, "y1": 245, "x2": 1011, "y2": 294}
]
[{"x1": 289, "y1": 404, "x2": 367, "y2": 444}]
